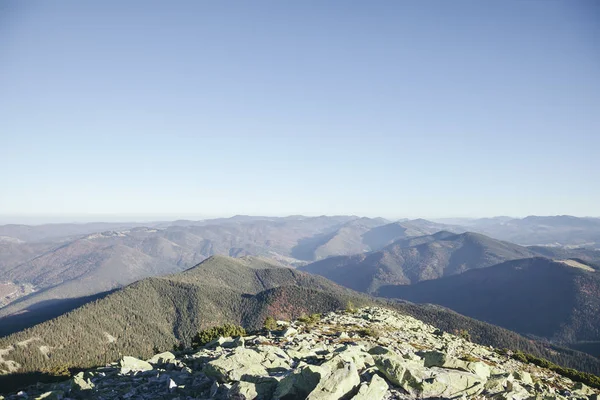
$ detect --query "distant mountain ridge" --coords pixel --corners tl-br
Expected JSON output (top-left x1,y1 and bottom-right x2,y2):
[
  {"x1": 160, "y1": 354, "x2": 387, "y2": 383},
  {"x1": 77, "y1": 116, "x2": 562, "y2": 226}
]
[{"x1": 299, "y1": 231, "x2": 540, "y2": 293}]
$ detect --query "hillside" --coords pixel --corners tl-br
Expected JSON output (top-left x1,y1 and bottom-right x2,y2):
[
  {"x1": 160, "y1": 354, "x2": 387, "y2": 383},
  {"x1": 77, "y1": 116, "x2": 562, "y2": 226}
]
[
  {"x1": 3, "y1": 307, "x2": 599, "y2": 399},
  {"x1": 378, "y1": 257, "x2": 600, "y2": 349},
  {"x1": 0, "y1": 256, "x2": 372, "y2": 376},
  {"x1": 300, "y1": 231, "x2": 539, "y2": 293}
]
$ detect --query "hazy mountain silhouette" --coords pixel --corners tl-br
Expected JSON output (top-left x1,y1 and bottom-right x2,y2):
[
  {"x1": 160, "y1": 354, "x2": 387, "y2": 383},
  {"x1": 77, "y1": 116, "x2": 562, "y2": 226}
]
[{"x1": 300, "y1": 231, "x2": 539, "y2": 293}]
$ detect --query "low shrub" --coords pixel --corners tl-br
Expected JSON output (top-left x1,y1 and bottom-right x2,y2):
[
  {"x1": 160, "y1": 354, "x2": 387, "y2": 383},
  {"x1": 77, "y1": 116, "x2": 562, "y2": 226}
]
[{"x1": 191, "y1": 324, "x2": 247, "y2": 348}]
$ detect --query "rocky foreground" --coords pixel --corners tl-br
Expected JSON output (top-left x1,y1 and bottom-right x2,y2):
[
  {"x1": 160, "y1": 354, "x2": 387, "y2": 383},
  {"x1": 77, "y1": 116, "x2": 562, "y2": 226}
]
[{"x1": 2, "y1": 307, "x2": 599, "y2": 400}]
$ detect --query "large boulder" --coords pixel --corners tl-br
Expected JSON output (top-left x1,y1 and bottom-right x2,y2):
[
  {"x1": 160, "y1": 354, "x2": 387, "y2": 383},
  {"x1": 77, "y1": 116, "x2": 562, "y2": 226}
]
[
  {"x1": 204, "y1": 348, "x2": 268, "y2": 383},
  {"x1": 307, "y1": 357, "x2": 360, "y2": 400},
  {"x1": 230, "y1": 378, "x2": 279, "y2": 400},
  {"x1": 372, "y1": 352, "x2": 428, "y2": 396},
  {"x1": 120, "y1": 356, "x2": 153, "y2": 374},
  {"x1": 352, "y1": 374, "x2": 388, "y2": 400},
  {"x1": 334, "y1": 345, "x2": 374, "y2": 370},
  {"x1": 421, "y1": 369, "x2": 485, "y2": 398},
  {"x1": 147, "y1": 351, "x2": 175, "y2": 365},
  {"x1": 255, "y1": 345, "x2": 292, "y2": 373},
  {"x1": 71, "y1": 372, "x2": 94, "y2": 391},
  {"x1": 273, "y1": 364, "x2": 325, "y2": 399},
  {"x1": 422, "y1": 351, "x2": 490, "y2": 379}
]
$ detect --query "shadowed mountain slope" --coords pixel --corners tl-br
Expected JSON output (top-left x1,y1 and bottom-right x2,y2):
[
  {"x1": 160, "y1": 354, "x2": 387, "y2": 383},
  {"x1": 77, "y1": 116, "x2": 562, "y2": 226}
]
[{"x1": 378, "y1": 257, "x2": 600, "y2": 345}]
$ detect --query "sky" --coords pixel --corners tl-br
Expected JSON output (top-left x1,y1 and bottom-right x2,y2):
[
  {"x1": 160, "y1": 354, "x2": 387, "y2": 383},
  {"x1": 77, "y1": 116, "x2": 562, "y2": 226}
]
[{"x1": 1, "y1": 1, "x2": 599, "y2": 223}]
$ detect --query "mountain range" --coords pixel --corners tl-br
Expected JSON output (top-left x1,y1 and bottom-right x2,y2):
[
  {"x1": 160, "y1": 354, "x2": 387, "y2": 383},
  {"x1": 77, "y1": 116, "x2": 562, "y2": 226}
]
[
  {"x1": 299, "y1": 231, "x2": 541, "y2": 293},
  {"x1": 2, "y1": 214, "x2": 600, "y2": 383},
  {"x1": 0, "y1": 216, "x2": 468, "y2": 321},
  {"x1": 2, "y1": 255, "x2": 600, "y2": 395}
]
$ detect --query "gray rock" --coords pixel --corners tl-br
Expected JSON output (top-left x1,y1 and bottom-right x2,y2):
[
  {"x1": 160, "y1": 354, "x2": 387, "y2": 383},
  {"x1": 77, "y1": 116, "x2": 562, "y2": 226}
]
[
  {"x1": 120, "y1": 356, "x2": 153, "y2": 374},
  {"x1": 71, "y1": 372, "x2": 94, "y2": 390},
  {"x1": 373, "y1": 353, "x2": 428, "y2": 396},
  {"x1": 307, "y1": 357, "x2": 360, "y2": 400},
  {"x1": 34, "y1": 392, "x2": 62, "y2": 400},
  {"x1": 422, "y1": 350, "x2": 490, "y2": 379},
  {"x1": 352, "y1": 374, "x2": 388, "y2": 400},
  {"x1": 513, "y1": 370, "x2": 533, "y2": 385},
  {"x1": 421, "y1": 369, "x2": 485, "y2": 398},
  {"x1": 148, "y1": 351, "x2": 176, "y2": 365},
  {"x1": 204, "y1": 347, "x2": 268, "y2": 382},
  {"x1": 273, "y1": 364, "x2": 325, "y2": 399},
  {"x1": 281, "y1": 327, "x2": 298, "y2": 338},
  {"x1": 572, "y1": 382, "x2": 595, "y2": 396}
]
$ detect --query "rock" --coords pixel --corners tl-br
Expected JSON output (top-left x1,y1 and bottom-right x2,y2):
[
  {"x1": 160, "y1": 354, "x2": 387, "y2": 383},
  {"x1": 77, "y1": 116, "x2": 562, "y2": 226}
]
[
  {"x1": 204, "y1": 347, "x2": 268, "y2": 382},
  {"x1": 256, "y1": 345, "x2": 291, "y2": 372},
  {"x1": 484, "y1": 373, "x2": 512, "y2": 396},
  {"x1": 281, "y1": 327, "x2": 298, "y2": 338},
  {"x1": 120, "y1": 356, "x2": 153, "y2": 374},
  {"x1": 206, "y1": 336, "x2": 241, "y2": 349},
  {"x1": 513, "y1": 370, "x2": 533, "y2": 385},
  {"x1": 504, "y1": 380, "x2": 532, "y2": 400},
  {"x1": 34, "y1": 392, "x2": 62, "y2": 400},
  {"x1": 148, "y1": 351, "x2": 176, "y2": 365},
  {"x1": 285, "y1": 347, "x2": 317, "y2": 361},
  {"x1": 307, "y1": 357, "x2": 360, "y2": 400},
  {"x1": 273, "y1": 364, "x2": 325, "y2": 399},
  {"x1": 421, "y1": 369, "x2": 485, "y2": 398},
  {"x1": 572, "y1": 382, "x2": 595, "y2": 396},
  {"x1": 368, "y1": 346, "x2": 394, "y2": 356},
  {"x1": 352, "y1": 374, "x2": 388, "y2": 400},
  {"x1": 230, "y1": 381, "x2": 259, "y2": 399},
  {"x1": 422, "y1": 350, "x2": 490, "y2": 379},
  {"x1": 71, "y1": 372, "x2": 94, "y2": 390},
  {"x1": 372, "y1": 353, "x2": 428, "y2": 396},
  {"x1": 335, "y1": 346, "x2": 374, "y2": 370},
  {"x1": 230, "y1": 379, "x2": 278, "y2": 400},
  {"x1": 3, "y1": 306, "x2": 600, "y2": 400}
]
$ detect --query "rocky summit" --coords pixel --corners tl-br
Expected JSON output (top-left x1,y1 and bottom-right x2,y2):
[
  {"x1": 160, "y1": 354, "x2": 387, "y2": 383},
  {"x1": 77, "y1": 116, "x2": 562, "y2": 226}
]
[{"x1": 2, "y1": 307, "x2": 599, "y2": 400}]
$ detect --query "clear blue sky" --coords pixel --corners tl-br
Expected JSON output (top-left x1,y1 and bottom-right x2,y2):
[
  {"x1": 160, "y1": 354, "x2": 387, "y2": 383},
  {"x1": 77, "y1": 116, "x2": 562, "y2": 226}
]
[{"x1": 1, "y1": 1, "x2": 598, "y2": 222}]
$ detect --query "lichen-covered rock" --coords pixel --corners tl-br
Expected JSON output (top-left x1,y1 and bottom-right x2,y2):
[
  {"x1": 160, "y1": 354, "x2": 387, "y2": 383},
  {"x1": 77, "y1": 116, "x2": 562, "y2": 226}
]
[
  {"x1": 421, "y1": 368, "x2": 485, "y2": 398},
  {"x1": 273, "y1": 364, "x2": 325, "y2": 399},
  {"x1": 71, "y1": 371, "x2": 94, "y2": 391},
  {"x1": 119, "y1": 356, "x2": 153, "y2": 374},
  {"x1": 204, "y1": 347, "x2": 268, "y2": 382},
  {"x1": 307, "y1": 357, "x2": 360, "y2": 400},
  {"x1": 373, "y1": 352, "x2": 428, "y2": 395},
  {"x1": 147, "y1": 351, "x2": 176, "y2": 365},
  {"x1": 352, "y1": 374, "x2": 388, "y2": 400}
]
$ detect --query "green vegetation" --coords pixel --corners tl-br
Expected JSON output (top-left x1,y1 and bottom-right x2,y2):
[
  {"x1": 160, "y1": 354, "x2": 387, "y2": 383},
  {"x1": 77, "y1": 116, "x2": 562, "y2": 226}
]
[
  {"x1": 345, "y1": 301, "x2": 357, "y2": 314},
  {"x1": 263, "y1": 316, "x2": 278, "y2": 331},
  {"x1": 0, "y1": 256, "x2": 372, "y2": 382},
  {"x1": 456, "y1": 329, "x2": 472, "y2": 342},
  {"x1": 191, "y1": 324, "x2": 247, "y2": 348},
  {"x1": 459, "y1": 354, "x2": 479, "y2": 362},
  {"x1": 500, "y1": 349, "x2": 600, "y2": 389},
  {"x1": 297, "y1": 313, "x2": 322, "y2": 325}
]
